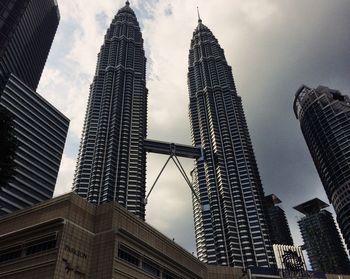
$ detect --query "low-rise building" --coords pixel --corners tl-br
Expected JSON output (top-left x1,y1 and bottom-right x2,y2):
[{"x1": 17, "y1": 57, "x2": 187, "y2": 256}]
[
  {"x1": 0, "y1": 193, "x2": 349, "y2": 279},
  {"x1": 0, "y1": 193, "x2": 242, "y2": 278}
]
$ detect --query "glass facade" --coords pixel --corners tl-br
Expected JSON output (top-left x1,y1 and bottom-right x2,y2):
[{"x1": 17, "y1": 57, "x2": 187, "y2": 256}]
[
  {"x1": 0, "y1": 74, "x2": 69, "y2": 215},
  {"x1": 0, "y1": 0, "x2": 29, "y2": 58},
  {"x1": 0, "y1": 0, "x2": 66, "y2": 216},
  {"x1": 0, "y1": 0, "x2": 59, "y2": 91}
]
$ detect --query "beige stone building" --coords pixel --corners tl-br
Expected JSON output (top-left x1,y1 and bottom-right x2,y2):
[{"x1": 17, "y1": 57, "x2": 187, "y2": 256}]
[{"x1": 0, "y1": 193, "x2": 348, "y2": 279}]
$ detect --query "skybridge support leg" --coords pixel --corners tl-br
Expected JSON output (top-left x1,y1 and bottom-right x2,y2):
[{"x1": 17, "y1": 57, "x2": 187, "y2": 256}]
[
  {"x1": 144, "y1": 154, "x2": 172, "y2": 205},
  {"x1": 144, "y1": 154, "x2": 201, "y2": 206}
]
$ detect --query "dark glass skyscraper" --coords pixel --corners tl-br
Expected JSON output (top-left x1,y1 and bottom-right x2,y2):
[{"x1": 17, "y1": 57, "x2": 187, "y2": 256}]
[
  {"x1": 188, "y1": 18, "x2": 274, "y2": 268},
  {"x1": 294, "y1": 85, "x2": 350, "y2": 251},
  {"x1": 0, "y1": 0, "x2": 68, "y2": 215},
  {"x1": 73, "y1": 2, "x2": 148, "y2": 220},
  {"x1": 0, "y1": 0, "x2": 59, "y2": 91},
  {"x1": 294, "y1": 198, "x2": 350, "y2": 274},
  {"x1": 264, "y1": 194, "x2": 294, "y2": 246},
  {"x1": 0, "y1": 74, "x2": 69, "y2": 215}
]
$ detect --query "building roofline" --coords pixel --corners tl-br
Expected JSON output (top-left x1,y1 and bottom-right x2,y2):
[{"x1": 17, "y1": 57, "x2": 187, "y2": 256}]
[
  {"x1": 265, "y1": 194, "x2": 282, "y2": 206},
  {"x1": 293, "y1": 84, "x2": 311, "y2": 119},
  {"x1": 0, "y1": 192, "x2": 202, "y2": 264},
  {"x1": 293, "y1": 198, "x2": 329, "y2": 215},
  {"x1": 6, "y1": 74, "x2": 70, "y2": 123}
]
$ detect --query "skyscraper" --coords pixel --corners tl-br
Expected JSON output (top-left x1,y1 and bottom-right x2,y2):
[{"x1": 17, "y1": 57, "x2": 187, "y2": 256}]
[
  {"x1": 294, "y1": 85, "x2": 350, "y2": 251},
  {"x1": 0, "y1": 0, "x2": 68, "y2": 215},
  {"x1": 188, "y1": 18, "x2": 275, "y2": 268},
  {"x1": 73, "y1": 1, "x2": 148, "y2": 220},
  {"x1": 264, "y1": 194, "x2": 294, "y2": 246},
  {"x1": 0, "y1": 0, "x2": 60, "y2": 91},
  {"x1": 0, "y1": 74, "x2": 69, "y2": 215},
  {"x1": 294, "y1": 198, "x2": 350, "y2": 274}
]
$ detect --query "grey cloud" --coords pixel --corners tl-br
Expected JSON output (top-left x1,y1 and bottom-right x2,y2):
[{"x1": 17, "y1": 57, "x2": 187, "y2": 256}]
[
  {"x1": 164, "y1": 4, "x2": 173, "y2": 16},
  {"x1": 223, "y1": 1, "x2": 350, "y2": 246}
]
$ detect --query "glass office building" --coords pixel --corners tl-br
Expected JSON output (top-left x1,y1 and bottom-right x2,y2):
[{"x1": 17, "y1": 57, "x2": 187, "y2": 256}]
[
  {"x1": 0, "y1": 0, "x2": 60, "y2": 91},
  {"x1": 0, "y1": 74, "x2": 69, "y2": 215},
  {"x1": 294, "y1": 198, "x2": 350, "y2": 274},
  {"x1": 0, "y1": 0, "x2": 68, "y2": 215},
  {"x1": 294, "y1": 85, "x2": 350, "y2": 252}
]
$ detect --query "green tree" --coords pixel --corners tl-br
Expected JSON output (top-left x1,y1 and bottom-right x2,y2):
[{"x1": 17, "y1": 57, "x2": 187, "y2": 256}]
[{"x1": 0, "y1": 107, "x2": 17, "y2": 188}]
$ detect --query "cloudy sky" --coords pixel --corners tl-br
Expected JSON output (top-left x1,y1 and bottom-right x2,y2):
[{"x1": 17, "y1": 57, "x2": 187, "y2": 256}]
[{"x1": 37, "y1": 0, "x2": 350, "y2": 256}]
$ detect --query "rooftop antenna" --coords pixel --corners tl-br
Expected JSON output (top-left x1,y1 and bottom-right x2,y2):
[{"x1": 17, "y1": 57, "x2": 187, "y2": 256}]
[{"x1": 197, "y1": 6, "x2": 202, "y2": 23}]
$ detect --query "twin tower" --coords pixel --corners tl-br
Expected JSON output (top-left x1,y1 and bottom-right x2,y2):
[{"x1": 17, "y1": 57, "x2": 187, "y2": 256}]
[{"x1": 73, "y1": 2, "x2": 275, "y2": 268}]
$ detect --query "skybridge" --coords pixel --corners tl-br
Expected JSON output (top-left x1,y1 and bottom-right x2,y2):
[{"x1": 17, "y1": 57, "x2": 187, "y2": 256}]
[{"x1": 143, "y1": 139, "x2": 204, "y2": 206}]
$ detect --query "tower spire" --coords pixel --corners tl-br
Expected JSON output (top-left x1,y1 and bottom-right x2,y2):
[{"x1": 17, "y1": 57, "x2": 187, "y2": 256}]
[
  {"x1": 126, "y1": 1, "x2": 130, "y2": 6},
  {"x1": 197, "y1": 7, "x2": 202, "y2": 23}
]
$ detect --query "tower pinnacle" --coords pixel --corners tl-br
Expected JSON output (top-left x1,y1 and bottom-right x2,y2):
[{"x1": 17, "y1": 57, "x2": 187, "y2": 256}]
[
  {"x1": 197, "y1": 7, "x2": 202, "y2": 23},
  {"x1": 126, "y1": 1, "x2": 130, "y2": 6}
]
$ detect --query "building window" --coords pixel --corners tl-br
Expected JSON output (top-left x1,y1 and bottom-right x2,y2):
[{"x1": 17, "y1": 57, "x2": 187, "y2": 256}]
[
  {"x1": 0, "y1": 246, "x2": 22, "y2": 263},
  {"x1": 142, "y1": 260, "x2": 160, "y2": 277},
  {"x1": 118, "y1": 245, "x2": 140, "y2": 267},
  {"x1": 163, "y1": 270, "x2": 178, "y2": 279},
  {"x1": 24, "y1": 235, "x2": 57, "y2": 256},
  {"x1": 117, "y1": 244, "x2": 181, "y2": 278},
  {"x1": 0, "y1": 234, "x2": 57, "y2": 263}
]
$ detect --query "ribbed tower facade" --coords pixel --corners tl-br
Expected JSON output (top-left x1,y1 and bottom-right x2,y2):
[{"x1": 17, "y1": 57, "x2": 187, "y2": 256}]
[
  {"x1": 73, "y1": 1, "x2": 147, "y2": 220},
  {"x1": 188, "y1": 19, "x2": 274, "y2": 267},
  {"x1": 294, "y1": 85, "x2": 350, "y2": 251}
]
